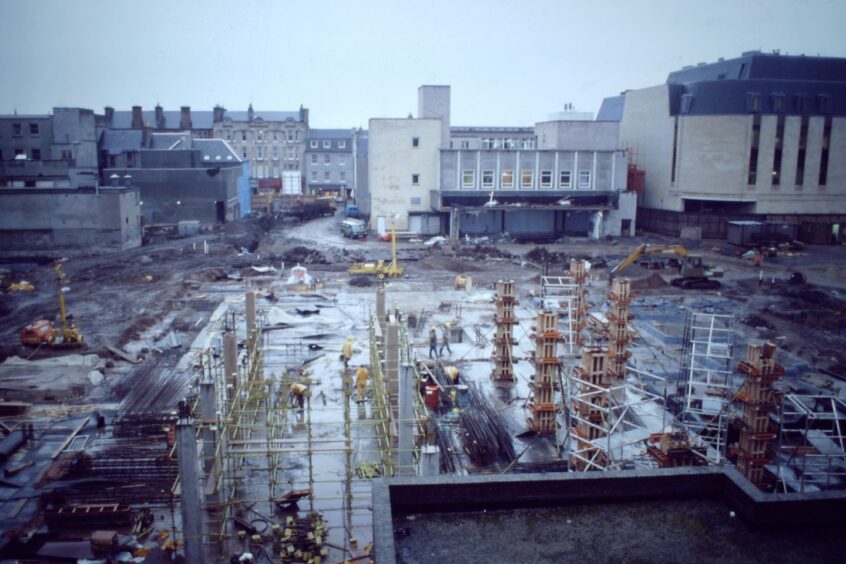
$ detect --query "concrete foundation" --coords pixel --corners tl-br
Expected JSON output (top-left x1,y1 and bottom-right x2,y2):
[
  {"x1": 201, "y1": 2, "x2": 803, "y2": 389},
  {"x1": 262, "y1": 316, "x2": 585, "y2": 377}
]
[{"x1": 176, "y1": 418, "x2": 203, "y2": 564}]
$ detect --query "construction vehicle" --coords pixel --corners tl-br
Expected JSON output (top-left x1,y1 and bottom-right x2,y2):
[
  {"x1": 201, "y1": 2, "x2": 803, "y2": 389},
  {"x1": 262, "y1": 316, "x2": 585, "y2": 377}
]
[
  {"x1": 348, "y1": 224, "x2": 404, "y2": 278},
  {"x1": 609, "y1": 244, "x2": 722, "y2": 290},
  {"x1": 20, "y1": 262, "x2": 84, "y2": 348}
]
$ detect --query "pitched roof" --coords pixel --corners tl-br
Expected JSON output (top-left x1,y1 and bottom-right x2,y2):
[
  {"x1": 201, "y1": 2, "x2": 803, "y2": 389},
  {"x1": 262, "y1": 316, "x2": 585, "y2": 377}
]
[
  {"x1": 308, "y1": 128, "x2": 353, "y2": 139},
  {"x1": 99, "y1": 129, "x2": 143, "y2": 155},
  {"x1": 111, "y1": 110, "x2": 214, "y2": 130},
  {"x1": 194, "y1": 139, "x2": 241, "y2": 163}
]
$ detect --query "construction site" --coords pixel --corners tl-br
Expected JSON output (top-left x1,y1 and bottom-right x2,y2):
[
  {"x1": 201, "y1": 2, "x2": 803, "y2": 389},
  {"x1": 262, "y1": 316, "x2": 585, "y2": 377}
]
[{"x1": 1, "y1": 213, "x2": 846, "y2": 562}]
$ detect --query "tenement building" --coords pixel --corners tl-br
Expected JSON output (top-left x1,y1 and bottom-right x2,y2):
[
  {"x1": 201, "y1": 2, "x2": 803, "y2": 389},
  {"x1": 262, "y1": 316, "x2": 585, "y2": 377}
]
[{"x1": 305, "y1": 129, "x2": 356, "y2": 198}]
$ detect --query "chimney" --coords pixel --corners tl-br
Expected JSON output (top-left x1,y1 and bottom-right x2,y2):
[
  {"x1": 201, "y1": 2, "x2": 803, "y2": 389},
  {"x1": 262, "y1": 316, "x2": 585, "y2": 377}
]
[
  {"x1": 142, "y1": 125, "x2": 152, "y2": 147},
  {"x1": 213, "y1": 105, "x2": 226, "y2": 123},
  {"x1": 180, "y1": 106, "x2": 192, "y2": 130},
  {"x1": 247, "y1": 103, "x2": 254, "y2": 122},
  {"x1": 155, "y1": 104, "x2": 165, "y2": 129},
  {"x1": 104, "y1": 106, "x2": 114, "y2": 127},
  {"x1": 131, "y1": 105, "x2": 143, "y2": 129},
  {"x1": 299, "y1": 105, "x2": 309, "y2": 126}
]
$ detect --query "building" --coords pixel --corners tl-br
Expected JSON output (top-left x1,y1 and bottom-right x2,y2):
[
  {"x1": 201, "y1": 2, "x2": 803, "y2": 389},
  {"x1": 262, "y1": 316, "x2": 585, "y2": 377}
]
[
  {"x1": 100, "y1": 130, "x2": 247, "y2": 224},
  {"x1": 608, "y1": 51, "x2": 846, "y2": 241},
  {"x1": 213, "y1": 104, "x2": 309, "y2": 186},
  {"x1": 365, "y1": 85, "x2": 635, "y2": 239},
  {"x1": 304, "y1": 129, "x2": 355, "y2": 198},
  {"x1": 0, "y1": 108, "x2": 99, "y2": 189}
]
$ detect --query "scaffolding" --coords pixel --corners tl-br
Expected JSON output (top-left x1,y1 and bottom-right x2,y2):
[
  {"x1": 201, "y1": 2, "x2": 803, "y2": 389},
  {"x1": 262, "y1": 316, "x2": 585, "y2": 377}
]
[
  {"x1": 492, "y1": 280, "x2": 518, "y2": 382},
  {"x1": 540, "y1": 275, "x2": 579, "y2": 356},
  {"x1": 528, "y1": 310, "x2": 561, "y2": 436},
  {"x1": 776, "y1": 394, "x2": 846, "y2": 493},
  {"x1": 734, "y1": 342, "x2": 783, "y2": 490},
  {"x1": 678, "y1": 312, "x2": 736, "y2": 464}
]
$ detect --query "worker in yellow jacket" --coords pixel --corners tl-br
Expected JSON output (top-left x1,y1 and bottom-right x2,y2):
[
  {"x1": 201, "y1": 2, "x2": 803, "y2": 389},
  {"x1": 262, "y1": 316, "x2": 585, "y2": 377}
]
[
  {"x1": 289, "y1": 382, "x2": 308, "y2": 409},
  {"x1": 341, "y1": 336, "x2": 353, "y2": 368},
  {"x1": 355, "y1": 366, "x2": 369, "y2": 402}
]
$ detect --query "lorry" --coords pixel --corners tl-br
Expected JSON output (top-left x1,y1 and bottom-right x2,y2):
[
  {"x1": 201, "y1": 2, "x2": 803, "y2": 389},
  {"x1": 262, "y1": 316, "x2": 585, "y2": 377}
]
[
  {"x1": 345, "y1": 205, "x2": 360, "y2": 218},
  {"x1": 340, "y1": 218, "x2": 368, "y2": 239}
]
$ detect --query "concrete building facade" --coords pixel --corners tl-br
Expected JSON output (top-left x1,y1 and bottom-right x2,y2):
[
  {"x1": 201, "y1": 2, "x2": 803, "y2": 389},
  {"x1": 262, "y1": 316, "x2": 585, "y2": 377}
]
[
  {"x1": 610, "y1": 51, "x2": 846, "y2": 240},
  {"x1": 0, "y1": 108, "x2": 99, "y2": 189},
  {"x1": 305, "y1": 129, "x2": 354, "y2": 197}
]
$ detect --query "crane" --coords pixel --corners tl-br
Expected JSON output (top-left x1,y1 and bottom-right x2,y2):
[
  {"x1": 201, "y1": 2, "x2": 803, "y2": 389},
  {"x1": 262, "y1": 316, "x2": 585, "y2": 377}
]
[{"x1": 609, "y1": 244, "x2": 722, "y2": 290}]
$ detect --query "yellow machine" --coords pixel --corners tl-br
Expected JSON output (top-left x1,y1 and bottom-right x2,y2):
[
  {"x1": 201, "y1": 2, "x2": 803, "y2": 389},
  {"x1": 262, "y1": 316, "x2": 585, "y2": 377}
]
[
  {"x1": 53, "y1": 262, "x2": 85, "y2": 346},
  {"x1": 610, "y1": 244, "x2": 721, "y2": 290},
  {"x1": 20, "y1": 262, "x2": 84, "y2": 348},
  {"x1": 348, "y1": 224, "x2": 404, "y2": 278}
]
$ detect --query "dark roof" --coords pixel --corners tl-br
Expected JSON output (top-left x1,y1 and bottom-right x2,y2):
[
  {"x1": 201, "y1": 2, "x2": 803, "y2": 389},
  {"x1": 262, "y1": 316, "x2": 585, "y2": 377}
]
[
  {"x1": 111, "y1": 110, "x2": 214, "y2": 130},
  {"x1": 451, "y1": 126, "x2": 534, "y2": 134},
  {"x1": 149, "y1": 133, "x2": 190, "y2": 149},
  {"x1": 663, "y1": 52, "x2": 846, "y2": 117},
  {"x1": 194, "y1": 139, "x2": 241, "y2": 163},
  {"x1": 99, "y1": 129, "x2": 143, "y2": 155},
  {"x1": 597, "y1": 95, "x2": 625, "y2": 121},
  {"x1": 308, "y1": 128, "x2": 353, "y2": 139},
  {"x1": 223, "y1": 111, "x2": 300, "y2": 122}
]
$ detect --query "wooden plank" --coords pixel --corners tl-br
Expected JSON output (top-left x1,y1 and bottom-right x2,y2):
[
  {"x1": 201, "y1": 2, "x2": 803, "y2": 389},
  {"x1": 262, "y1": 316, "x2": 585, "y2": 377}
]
[{"x1": 51, "y1": 419, "x2": 88, "y2": 460}]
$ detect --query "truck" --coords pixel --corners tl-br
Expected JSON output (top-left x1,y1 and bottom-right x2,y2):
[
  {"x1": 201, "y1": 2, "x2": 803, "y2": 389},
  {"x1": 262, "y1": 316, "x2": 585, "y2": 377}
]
[
  {"x1": 345, "y1": 205, "x2": 360, "y2": 218},
  {"x1": 340, "y1": 218, "x2": 368, "y2": 239}
]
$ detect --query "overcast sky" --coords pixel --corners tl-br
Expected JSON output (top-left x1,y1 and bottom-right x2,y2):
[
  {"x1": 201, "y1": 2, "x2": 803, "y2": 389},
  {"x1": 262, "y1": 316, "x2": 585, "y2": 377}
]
[{"x1": 1, "y1": 0, "x2": 843, "y2": 128}]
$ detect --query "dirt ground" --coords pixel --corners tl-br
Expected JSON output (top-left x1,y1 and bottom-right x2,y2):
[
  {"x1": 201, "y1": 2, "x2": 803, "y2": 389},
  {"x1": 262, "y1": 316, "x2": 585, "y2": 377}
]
[{"x1": 2, "y1": 212, "x2": 846, "y2": 379}]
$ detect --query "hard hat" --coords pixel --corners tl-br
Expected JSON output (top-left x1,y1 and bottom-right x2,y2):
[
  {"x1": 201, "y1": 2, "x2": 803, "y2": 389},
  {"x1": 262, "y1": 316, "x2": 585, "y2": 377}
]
[
  {"x1": 431, "y1": 326, "x2": 436, "y2": 331},
  {"x1": 445, "y1": 322, "x2": 451, "y2": 329},
  {"x1": 346, "y1": 336, "x2": 353, "y2": 341}
]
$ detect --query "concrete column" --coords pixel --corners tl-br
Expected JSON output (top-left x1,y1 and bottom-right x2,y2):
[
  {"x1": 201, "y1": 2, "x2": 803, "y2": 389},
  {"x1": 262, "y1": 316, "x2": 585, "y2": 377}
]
[
  {"x1": 418, "y1": 444, "x2": 440, "y2": 476},
  {"x1": 245, "y1": 290, "x2": 256, "y2": 340},
  {"x1": 199, "y1": 381, "x2": 217, "y2": 473},
  {"x1": 398, "y1": 362, "x2": 414, "y2": 476},
  {"x1": 223, "y1": 331, "x2": 238, "y2": 400},
  {"x1": 176, "y1": 418, "x2": 203, "y2": 564},
  {"x1": 385, "y1": 320, "x2": 400, "y2": 422},
  {"x1": 376, "y1": 286, "x2": 386, "y2": 335}
]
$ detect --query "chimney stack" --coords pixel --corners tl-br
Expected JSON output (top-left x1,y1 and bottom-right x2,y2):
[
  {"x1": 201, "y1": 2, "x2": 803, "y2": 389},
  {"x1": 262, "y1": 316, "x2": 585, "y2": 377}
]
[
  {"x1": 155, "y1": 104, "x2": 165, "y2": 129},
  {"x1": 104, "y1": 106, "x2": 114, "y2": 127},
  {"x1": 213, "y1": 105, "x2": 226, "y2": 123},
  {"x1": 131, "y1": 105, "x2": 143, "y2": 129},
  {"x1": 180, "y1": 106, "x2": 192, "y2": 130},
  {"x1": 247, "y1": 103, "x2": 254, "y2": 122}
]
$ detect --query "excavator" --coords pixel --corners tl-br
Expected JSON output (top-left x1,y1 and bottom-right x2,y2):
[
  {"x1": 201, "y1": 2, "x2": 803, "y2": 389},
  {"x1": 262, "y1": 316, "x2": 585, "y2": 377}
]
[
  {"x1": 609, "y1": 244, "x2": 722, "y2": 290},
  {"x1": 20, "y1": 262, "x2": 85, "y2": 347},
  {"x1": 348, "y1": 223, "x2": 404, "y2": 278}
]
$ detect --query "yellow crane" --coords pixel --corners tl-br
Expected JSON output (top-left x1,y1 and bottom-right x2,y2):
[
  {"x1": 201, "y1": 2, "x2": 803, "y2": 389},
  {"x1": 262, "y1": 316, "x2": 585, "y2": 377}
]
[
  {"x1": 609, "y1": 244, "x2": 722, "y2": 290},
  {"x1": 348, "y1": 223, "x2": 404, "y2": 278},
  {"x1": 54, "y1": 262, "x2": 84, "y2": 346},
  {"x1": 20, "y1": 262, "x2": 84, "y2": 347}
]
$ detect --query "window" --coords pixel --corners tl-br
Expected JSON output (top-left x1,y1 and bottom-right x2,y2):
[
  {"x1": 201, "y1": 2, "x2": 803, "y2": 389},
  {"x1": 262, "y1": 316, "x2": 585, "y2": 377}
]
[
  {"x1": 410, "y1": 197, "x2": 421, "y2": 205},
  {"x1": 521, "y1": 169, "x2": 533, "y2": 188},
  {"x1": 311, "y1": 171, "x2": 317, "y2": 181},
  {"x1": 460, "y1": 140, "x2": 470, "y2": 149},
  {"x1": 323, "y1": 140, "x2": 331, "y2": 148},
  {"x1": 339, "y1": 140, "x2": 346, "y2": 148},
  {"x1": 310, "y1": 140, "x2": 318, "y2": 148},
  {"x1": 256, "y1": 147, "x2": 264, "y2": 160},
  {"x1": 286, "y1": 148, "x2": 295, "y2": 160},
  {"x1": 501, "y1": 170, "x2": 513, "y2": 188},
  {"x1": 481, "y1": 170, "x2": 494, "y2": 188},
  {"x1": 257, "y1": 130, "x2": 264, "y2": 142},
  {"x1": 412, "y1": 137, "x2": 420, "y2": 147},
  {"x1": 795, "y1": 115, "x2": 809, "y2": 186},
  {"x1": 819, "y1": 116, "x2": 832, "y2": 186},
  {"x1": 521, "y1": 139, "x2": 535, "y2": 149},
  {"x1": 339, "y1": 171, "x2": 346, "y2": 182},
  {"x1": 31, "y1": 149, "x2": 41, "y2": 160},
  {"x1": 671, "y1": 116, "x2": 679, "y2": 182},
  {"x1": 324, "y1": 154, "x2": 331, "y2": 165},
  {"x1": 14, "y1": 148, "x2": 24, "y2": 158},
  {"x1": 559, "y1": 170, "x2": 571, "y2": 188},
  {"x1": 338, "y1": 156, "x2": 345, "y2": 166},
  {"x1": 482, "y1": 139, "x2": 492, "y2": 150},
  {"x1": 29, "y1": 123, "x2": 39, "y2": 136},
  {"x1": 241, "y1": 130, "x2": 247, "y2": 141},
  {"x1": 746, "y1": 93, "x2": 761, "y2": 113},
  {"x1": 225, "y1": 132, "x2": 232, "y2": 141},
  {"x1": 540, "y1": 170, "x2": 552, "y2": 188},
  {"x1": 272, "y1": 147, "x2": 279, "y2": 160},
  {"x1": 242, "y1": 150, "x2": 247, "y2": 159},
  {"x1": 747, "y1": 115, "x2": 761, "y2": 185},
  {"x1": 324, "y1": 171, "x2": 331, "y2": 181},
  {"x1": 771, "y1": 93, "x2": 785, "y2": 113},
  {"x1": 462, "y1": 170, "x2": 475, "y2": 188},
  {"x1": 772, "y1": 115, "x2": 785, "y2": 186},
  {"x1": 412, "y1": 174, "x2": 420, "y2": 185},
  {"x1": 273, "y1": 166, "x2": 279, "y2": 178},
  {"x1": 12, "y1": 124, "x2": 21, "y2": 136},
  {"x1": 578, "y1": 171, "x2": 591, "y2": 189},
  {"x1": 273, "y1": 132, "x2": 278, "y2": 142},
  {"x1": 311, "y1": 154, "x2": 317, "y2": 164},
  {"x1": 287, "y1": 131, "x2": 295, "y2": 142}
]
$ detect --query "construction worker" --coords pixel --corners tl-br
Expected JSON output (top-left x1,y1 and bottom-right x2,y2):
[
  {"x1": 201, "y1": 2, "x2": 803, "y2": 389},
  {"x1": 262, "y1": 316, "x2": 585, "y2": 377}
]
[
  {"x1": 428, "y1": 327, "x2": 438, "y2": 359},
  {"x1": 341, "y1": 336, "x2": 353, "y2": 368},
  {"x1": 439, "y1": 323, "x2": 452, "y2": 357},
  {"x1": 444, "y1": 365, "x2": 460, "y2": 385},
  {"x1": 288, "y1": 382, "x2": 308, "y2": 409},
  {"x1": 355, "y1": 365, "x2": 369, "y2": 402}
]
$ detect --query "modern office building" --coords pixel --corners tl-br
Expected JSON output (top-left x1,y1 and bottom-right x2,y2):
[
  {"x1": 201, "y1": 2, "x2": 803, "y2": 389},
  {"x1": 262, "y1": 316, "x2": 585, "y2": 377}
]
[{"x1": 605, "y1": 51, "x2": 846, "y2": 241}]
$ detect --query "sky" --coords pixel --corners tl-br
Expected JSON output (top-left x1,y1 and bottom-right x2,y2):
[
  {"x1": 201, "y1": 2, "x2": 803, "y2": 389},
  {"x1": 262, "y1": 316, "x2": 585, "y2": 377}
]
[{"x1": 0, "y1": 0, "x2": 844, "y2": 128}]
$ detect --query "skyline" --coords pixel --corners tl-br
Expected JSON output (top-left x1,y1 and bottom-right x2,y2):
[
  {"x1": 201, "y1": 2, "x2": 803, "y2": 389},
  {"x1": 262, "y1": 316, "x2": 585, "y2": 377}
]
[{"x1": 1, "y1": 0, "x2": 844, "y2": 128}]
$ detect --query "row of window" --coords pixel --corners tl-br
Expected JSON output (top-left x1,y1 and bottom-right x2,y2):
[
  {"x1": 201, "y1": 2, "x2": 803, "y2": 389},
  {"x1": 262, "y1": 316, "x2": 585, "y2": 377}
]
[
  {"x1": 744, "y1": 92, "x2": 833, "y2": 114},
  {"x1": 309, "y1": 154, "x2": 346, "y2": 166},
  {"x1": 446, "y1": 138, "x2": 537, "y2": 150},
  {"x1": 747, "y1": 114, "x2": 832, "y2": 187},
  {"x1": 223, "y1": 130, "x2": 299, "y2": 143},
  {"x1": 309, "y1": 139, "x2": 347, "y2": 149},
  {"x1": 252, "y1": 164, "x2": 299, "y2": 178},
  {"x1": 8, "y1": 123, "x2": 40, "y2": 136},
  {"x1": 248, "y1": 147, "x2": 298, "y2": 160},
  {"x1": 460, "y1": 169, "x2": 590, "y2": 189},
  {"x1": 309, "y1": 170, "x2": 347, "y2": 183},
  {"x1": 1, "y1": 148, "x2": 74, "y2": 161}
]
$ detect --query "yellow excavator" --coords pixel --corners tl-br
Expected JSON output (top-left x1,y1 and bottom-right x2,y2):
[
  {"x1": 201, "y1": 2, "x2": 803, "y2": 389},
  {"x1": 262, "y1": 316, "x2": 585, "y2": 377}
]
[
  {"x1": 20, "y1": 262, "x2": 85, "y2": 347},
  {"x1": 609, "y1": 244, "x2": 722, "y2": 290},
  {"x1": 348, "y1": 223, "x2": 404, "y2": 278}
]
